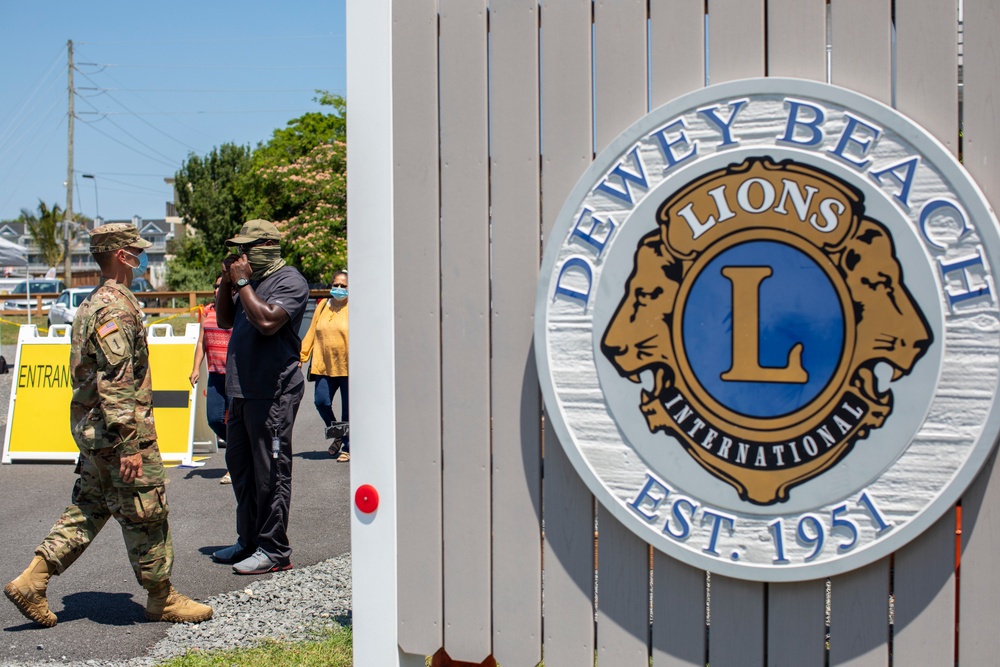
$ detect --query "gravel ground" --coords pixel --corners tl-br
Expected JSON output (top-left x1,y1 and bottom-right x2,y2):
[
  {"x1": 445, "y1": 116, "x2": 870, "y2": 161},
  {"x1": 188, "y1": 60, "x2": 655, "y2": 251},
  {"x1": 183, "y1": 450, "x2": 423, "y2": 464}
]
[{"x1": 0, "y1": 554, "x2": 353, "y2": 667}]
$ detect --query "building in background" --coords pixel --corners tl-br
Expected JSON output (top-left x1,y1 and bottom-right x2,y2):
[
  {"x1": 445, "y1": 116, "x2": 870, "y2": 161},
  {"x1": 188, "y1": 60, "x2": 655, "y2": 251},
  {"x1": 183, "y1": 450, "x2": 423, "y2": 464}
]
[{"x1": 0, "y1": 212, "x2": 186, "y2": 288}]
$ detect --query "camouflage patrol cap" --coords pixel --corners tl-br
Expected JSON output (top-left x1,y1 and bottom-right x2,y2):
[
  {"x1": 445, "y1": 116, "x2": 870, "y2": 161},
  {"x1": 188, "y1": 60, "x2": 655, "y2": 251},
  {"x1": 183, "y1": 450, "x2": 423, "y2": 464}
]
[
  {"x1": 89, "y1": 223, "x2": 153, "y2": 253},
  {"x1": 225, "y1": 219, "x2": 282, "y2": 247}
]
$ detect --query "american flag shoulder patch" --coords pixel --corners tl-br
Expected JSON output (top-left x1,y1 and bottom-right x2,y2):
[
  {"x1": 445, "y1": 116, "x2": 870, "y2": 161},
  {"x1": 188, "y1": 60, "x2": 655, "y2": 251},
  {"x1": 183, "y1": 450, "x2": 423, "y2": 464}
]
[{"x1": 97, "y1": 320, "x2": 119, "y2": 338}]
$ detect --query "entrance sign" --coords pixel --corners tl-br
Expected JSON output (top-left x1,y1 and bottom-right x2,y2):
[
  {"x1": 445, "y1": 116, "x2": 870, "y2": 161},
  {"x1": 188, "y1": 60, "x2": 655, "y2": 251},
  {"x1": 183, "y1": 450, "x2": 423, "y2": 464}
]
[
  {"x1": 2, "y1": 323, "x2": 199, "y2": 465},
  {"x1": 536, "y1": 78, "x2": 1000, "y2": 581}
]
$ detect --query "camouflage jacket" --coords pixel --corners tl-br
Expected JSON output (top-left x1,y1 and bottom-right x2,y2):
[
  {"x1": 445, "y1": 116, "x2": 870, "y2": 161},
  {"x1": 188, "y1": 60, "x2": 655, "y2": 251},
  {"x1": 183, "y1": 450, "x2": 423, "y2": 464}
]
[{"x1": 69, "y1": 278, "x2": 156, "y2": 456}]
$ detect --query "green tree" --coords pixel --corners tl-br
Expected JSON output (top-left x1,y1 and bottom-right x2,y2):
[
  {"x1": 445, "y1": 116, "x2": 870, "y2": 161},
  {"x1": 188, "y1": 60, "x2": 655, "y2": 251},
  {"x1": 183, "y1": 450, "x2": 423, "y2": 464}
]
[
  {"x1": 244, "y1": 92, "x2": 347, "y2": 282},
  {"x1": 165, "y1": 235, "x2": 216, "y2": 291},
  {"x1": 172, "y1": 143, "x2": 253, "y2": 286},
  {"x1": 168, "y1": 92, "x2": 347, "y2": 286},
  {"x1": 174, "y1": 142, "x2": 253, "y2": 257},
  {"x1": 19, "y1": 200, "x2": 65, "y2": 269},
  {"x1": 255, "y1": 140, "x2": 346, "y2": 280}
]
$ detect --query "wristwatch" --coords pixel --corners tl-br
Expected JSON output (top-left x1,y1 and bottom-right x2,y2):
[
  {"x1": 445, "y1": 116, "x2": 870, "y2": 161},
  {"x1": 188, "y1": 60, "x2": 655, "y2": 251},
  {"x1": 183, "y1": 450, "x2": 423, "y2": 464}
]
[{"x1": 235, "y1": 278, "x2": 250, "y2": 289}]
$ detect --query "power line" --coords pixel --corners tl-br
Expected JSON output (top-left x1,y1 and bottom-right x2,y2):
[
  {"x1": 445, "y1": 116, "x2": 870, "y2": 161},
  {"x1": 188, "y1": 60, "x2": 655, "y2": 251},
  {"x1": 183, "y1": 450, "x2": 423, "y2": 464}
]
[
  {"x1": 0, "y1": 97, "x2": 64, "y2": 186},
  {"x1": 75, "y1": 69, "x2": 200, "y2": 152},
  {"x1": 77, "y1": 33, "x2": 344, "y2": 45},
  {"x1": 77, "y1": 117, "x2": 178, "y2": 170},
  {"x1": 0, "y1": 115, "x2": 66, "y2": 216},
  {"x1": 78, "y1": 109, "x2": 319, "y2": 116},
  {"x1": 79, "y1": 87, "x2": 320, "y2": 93},
  {"x1": 92, "y1": 180, "x2": 169, "y2": 196},
  {"x1": 76, "y1": 171, "x2": 172, "y2": 177},
  {"x1": 0, "y1": 48, "x2": 65, "y2": 154},
  {"x1": 83, "y1": 56, "x2": 218, "y2": 143},
  {"x1": 72, "y1": 84, "x2": 182, "y2": 166},
  {"x1": 89, "y1": 64, "x2": 344, "y2": 70}
]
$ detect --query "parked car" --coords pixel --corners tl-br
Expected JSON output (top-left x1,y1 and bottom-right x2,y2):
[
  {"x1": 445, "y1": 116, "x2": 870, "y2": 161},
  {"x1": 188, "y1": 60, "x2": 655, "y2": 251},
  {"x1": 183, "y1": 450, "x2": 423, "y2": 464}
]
[
  {"x1": 48, "y1": 281, "x2": 154, "y2": 328},
  {"x1": 130, "y1": 277, "x2": 154, "y2": 293},
  {"x1": 2, "y1": 279, "x2": 67, "y2": 313},
  {"x1": 46, "y1": 287, "x2": 97, "y2": 327}
]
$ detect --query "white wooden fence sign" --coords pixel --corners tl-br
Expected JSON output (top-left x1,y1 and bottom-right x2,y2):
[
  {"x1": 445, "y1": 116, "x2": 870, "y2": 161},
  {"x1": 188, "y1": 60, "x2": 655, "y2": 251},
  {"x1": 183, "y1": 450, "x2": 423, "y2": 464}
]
[{"x1": 536, "y1": 78, "x2": 1000, "y2": 581}]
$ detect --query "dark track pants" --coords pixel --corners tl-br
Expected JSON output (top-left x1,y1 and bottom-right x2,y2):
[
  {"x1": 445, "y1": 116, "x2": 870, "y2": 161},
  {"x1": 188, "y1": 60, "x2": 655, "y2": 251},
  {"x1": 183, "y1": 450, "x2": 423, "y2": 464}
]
[{"x1": 224, "y1": 383, "x2": 303, "y2": 563}]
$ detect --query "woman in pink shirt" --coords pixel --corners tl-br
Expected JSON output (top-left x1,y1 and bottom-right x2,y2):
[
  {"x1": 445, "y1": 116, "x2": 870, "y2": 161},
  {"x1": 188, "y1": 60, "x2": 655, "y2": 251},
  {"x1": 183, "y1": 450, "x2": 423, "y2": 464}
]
[{"x1": 191, "y1": 275, "x2": 233, "y2": 475}]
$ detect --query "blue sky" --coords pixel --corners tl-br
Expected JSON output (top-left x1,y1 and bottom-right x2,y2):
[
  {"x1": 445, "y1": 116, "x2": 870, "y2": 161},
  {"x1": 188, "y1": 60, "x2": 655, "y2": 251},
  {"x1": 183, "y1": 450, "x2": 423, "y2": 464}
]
[{"x1": 0, "y1": 1, "x2": 347, "y2": 223}]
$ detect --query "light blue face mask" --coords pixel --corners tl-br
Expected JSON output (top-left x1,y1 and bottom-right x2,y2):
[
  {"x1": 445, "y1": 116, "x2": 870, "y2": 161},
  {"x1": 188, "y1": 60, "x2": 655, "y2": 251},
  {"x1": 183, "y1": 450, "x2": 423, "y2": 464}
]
[
  {"x1": 124, "y1": 250, "x2": 148, "y2": 281},
  {"x1": 330, "y1": 287, "x2": 348, "y2": 300}
]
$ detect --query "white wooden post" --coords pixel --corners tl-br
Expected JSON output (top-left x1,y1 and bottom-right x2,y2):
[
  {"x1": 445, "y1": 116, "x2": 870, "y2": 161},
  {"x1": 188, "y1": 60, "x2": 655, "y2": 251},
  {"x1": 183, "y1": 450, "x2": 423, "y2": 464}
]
[{"x1": 347, "y1": 2, "x2": 423, "y2": 665}]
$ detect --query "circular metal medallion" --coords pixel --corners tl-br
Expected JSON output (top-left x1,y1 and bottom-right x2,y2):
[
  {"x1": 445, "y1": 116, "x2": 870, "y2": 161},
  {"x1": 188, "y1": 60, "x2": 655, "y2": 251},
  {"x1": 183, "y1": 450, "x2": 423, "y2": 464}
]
[{"x1": 536, "y1": 78, "x2": 1000, "y2": 581}]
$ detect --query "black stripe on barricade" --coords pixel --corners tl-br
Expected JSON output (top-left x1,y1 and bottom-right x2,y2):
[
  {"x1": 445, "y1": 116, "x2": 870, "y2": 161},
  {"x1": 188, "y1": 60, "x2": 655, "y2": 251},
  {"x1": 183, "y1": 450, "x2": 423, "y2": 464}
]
[{"x1": 152, "y1": 390, "x2": 189, "y2": 409}]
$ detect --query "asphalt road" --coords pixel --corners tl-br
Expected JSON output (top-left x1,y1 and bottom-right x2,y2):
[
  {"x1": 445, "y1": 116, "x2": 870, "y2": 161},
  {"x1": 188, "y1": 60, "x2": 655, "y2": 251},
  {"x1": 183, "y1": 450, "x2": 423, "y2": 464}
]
[{"x1": 0, "y1": 367, "x2": 352, "y2": 665}]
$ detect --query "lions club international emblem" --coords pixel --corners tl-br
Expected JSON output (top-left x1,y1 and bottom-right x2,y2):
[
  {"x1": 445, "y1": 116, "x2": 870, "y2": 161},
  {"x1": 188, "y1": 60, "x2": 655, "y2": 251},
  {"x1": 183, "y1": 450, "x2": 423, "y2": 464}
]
[
  {"x1": 601, "y1": 157, "x2": 932, "y2": 506},
  {"x1": 536, "y1": 79, "x2": 1000, "y2": 580}
]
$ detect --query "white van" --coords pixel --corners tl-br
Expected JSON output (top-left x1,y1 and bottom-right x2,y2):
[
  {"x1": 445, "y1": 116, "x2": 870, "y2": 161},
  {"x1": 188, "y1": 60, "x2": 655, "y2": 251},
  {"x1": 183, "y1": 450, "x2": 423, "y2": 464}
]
[{"x1": 0, "y1": 277, "x2": 26, "y2": 295}]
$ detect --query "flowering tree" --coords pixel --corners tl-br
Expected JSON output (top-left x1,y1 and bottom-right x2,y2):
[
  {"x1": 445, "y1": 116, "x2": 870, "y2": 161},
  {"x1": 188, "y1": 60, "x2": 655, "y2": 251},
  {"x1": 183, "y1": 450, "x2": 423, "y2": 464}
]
[
  {"x1": 243, "y1": 92, "x2": 347, "y2": 283},
  {"x1": 168, "y1": 93, "x2": 346, "y2": 286},
  {"x1": 256, "y1": 140, "x2": 346, "y2": 281}
]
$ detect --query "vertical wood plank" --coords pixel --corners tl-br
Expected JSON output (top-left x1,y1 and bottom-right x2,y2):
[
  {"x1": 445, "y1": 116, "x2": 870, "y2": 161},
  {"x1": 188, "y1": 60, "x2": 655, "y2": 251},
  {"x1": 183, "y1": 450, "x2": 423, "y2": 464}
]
[
  {"x1": 895, "y1": 0, "x2": 959, "y2": 153},
  {"x1": 543, "y1": 431, "x2": 597, "y2": 667},
  {"x1": 489, "y1": 2, "x2": 543, "y2": 666},
  {"x1": 439, "y1": 1, "x2": 492, "y2": 661},
  {"x1": 649, "y1": 0, "x2": 706, "y2": 109},
  {"x1": 891, "y1": 5, "x2": 959, "y2": 666},
  {"x1": 392, "y1": 0, "x2": 443, "y2": 656},
  {"x1": 767, "y1": 581, "x2": 827, "y2": 667},
  {"x1": 960, "y1": 452, "x2": 1000, "y2": 665},
  {"x1": 592, "y1": 2, "x2": 650, "y2": 662},
  {"x1": 707, "y1": 10, "x2": 765, "y2": 667},
  {"x1": 594, "y1": 0, "x2": 648, "y2": 150},
  {"x1": 829, "y1": 559, "x2": 890, "y2": 667},
  {"x1": 596, "y1": 508, "x2": 650, "y2": 665},
  {"x1": 959, "y1": 2, "x2": 1000, "y2": 661},
  {"x1": 710, "y1": 575, "x2": 765, "y2": 667},
  {"x1": 539, "y1": 0, "x2": 593, "y2": 239},
  {"x1": 539, "y1": 2, "x2": 596, "y2": 664},
  {"x1": 652, "y1": 553, "x2": 706, "y2": 667},
  {"x1": 707, "y1": 0, "x2": 765, "y2": 84},
  {"x1": 647, "y1": 7, "x2": 707, "y2": 658},
  {"x1": 958, "y1": 0, "x2": 1000, "y2": 185},
  {"x1": 766, "y1": 0, "x2": 827, "y2": 80},
  {"x1": 829, "y1": 0, "x2": 892, "y2": 104},
  {"x1": 893, "y1": 513, "x2": 956, "y2": 666}
]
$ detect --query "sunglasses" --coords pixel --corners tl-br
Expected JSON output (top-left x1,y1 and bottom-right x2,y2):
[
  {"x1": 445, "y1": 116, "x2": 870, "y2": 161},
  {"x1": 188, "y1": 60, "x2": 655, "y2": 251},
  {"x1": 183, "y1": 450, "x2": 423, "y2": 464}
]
[{"x1": 236, "y1": 240, "x2": 271, "y2": 255}]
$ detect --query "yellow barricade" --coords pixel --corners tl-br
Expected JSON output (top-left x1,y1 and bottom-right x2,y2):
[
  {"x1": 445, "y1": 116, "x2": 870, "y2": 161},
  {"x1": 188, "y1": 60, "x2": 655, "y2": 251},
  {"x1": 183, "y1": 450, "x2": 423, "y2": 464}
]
[{"x1": 1, "y1": 323, "x2": 200, "y2": 464}]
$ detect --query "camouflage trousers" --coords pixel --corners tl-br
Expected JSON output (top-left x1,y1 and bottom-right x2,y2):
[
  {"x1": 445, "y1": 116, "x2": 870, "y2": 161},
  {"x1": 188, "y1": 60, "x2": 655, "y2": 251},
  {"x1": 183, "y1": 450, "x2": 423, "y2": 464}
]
[{"x1": 35, "y1": 443, "x2": 173, "y2": 591}]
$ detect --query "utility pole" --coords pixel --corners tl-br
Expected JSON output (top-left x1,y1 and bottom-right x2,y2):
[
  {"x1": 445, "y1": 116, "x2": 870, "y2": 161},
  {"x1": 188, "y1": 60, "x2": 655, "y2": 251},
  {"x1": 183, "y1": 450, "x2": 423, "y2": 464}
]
[{"x1": 63, "y1": 39, "x2": 74, "y2": 287}]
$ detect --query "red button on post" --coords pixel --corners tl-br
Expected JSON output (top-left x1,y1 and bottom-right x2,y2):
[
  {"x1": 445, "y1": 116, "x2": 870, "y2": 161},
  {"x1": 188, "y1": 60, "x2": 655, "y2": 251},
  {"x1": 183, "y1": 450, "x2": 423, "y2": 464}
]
[{"x1": 355, "y1": 484, "x2": 379, "y2": 513}]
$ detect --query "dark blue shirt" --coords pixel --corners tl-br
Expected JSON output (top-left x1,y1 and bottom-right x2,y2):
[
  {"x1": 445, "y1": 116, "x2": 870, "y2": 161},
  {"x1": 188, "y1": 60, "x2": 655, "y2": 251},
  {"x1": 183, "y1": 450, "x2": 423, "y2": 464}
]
[{"x1": 226, "y1": 266, "x2": 309, "y2": 399}]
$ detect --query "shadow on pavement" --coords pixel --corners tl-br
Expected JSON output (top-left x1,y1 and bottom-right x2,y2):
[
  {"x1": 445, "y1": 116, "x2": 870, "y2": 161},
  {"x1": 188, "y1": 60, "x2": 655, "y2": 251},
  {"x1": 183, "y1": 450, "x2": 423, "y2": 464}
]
[{"x1": 58, "y1": 592, "x2": 144, "y2": 626}]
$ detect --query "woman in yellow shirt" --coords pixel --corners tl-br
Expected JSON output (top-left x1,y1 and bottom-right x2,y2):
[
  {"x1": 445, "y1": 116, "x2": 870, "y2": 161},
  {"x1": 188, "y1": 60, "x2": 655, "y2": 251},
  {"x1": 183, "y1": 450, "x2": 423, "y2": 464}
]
[{"x1": 300, "y1": 271, "x2": 350, "y2": 460}]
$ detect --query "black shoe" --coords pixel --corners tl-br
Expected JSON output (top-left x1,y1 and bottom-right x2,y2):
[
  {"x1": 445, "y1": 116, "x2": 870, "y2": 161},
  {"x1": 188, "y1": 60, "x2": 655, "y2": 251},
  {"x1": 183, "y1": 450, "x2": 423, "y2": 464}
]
[
  {"x1": 325, "y1": 422, "x2": 349, "y2": 440},
  {"x1": 211, "y1": 541, "x2": 255, "y2": 564},
  {"x1": 328, "y1": 438, "x2": 343, "y2": 457}
]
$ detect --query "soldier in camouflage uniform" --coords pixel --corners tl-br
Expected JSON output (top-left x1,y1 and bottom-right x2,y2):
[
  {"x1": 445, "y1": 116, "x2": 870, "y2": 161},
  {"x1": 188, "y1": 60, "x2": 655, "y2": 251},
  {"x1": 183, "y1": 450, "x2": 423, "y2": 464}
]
[{"x1": 3, "y1": 223, "x2": 213, "y2": 627}]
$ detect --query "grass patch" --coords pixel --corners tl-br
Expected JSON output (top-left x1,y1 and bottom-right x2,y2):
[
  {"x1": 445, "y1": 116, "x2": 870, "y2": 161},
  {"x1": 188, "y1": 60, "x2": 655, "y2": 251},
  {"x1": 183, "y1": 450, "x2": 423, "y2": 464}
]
[
  {"x1": 156, "y1": 626, "x2": 353, "y2": 667},
  {"x1": 144, "y1": 313, "x2": 200, "y2": 336}
]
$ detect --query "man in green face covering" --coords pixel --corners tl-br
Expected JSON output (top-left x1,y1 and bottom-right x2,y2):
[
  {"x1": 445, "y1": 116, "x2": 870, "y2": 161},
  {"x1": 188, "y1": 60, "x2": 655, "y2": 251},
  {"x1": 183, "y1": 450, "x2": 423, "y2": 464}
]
[{"x1": 212, "y1": 219, "x2": 309, "y2": 575}]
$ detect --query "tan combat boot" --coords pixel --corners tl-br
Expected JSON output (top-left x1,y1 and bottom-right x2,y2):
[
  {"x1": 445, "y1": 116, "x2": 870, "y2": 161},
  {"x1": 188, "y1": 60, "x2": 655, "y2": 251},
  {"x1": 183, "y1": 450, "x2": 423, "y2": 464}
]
[
  {"x1": 145, "y1": 582, "x2": 213, "y2": 623},
  {"x1": 4, "y1": 555, "x2": 57, "y2": 627}
]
